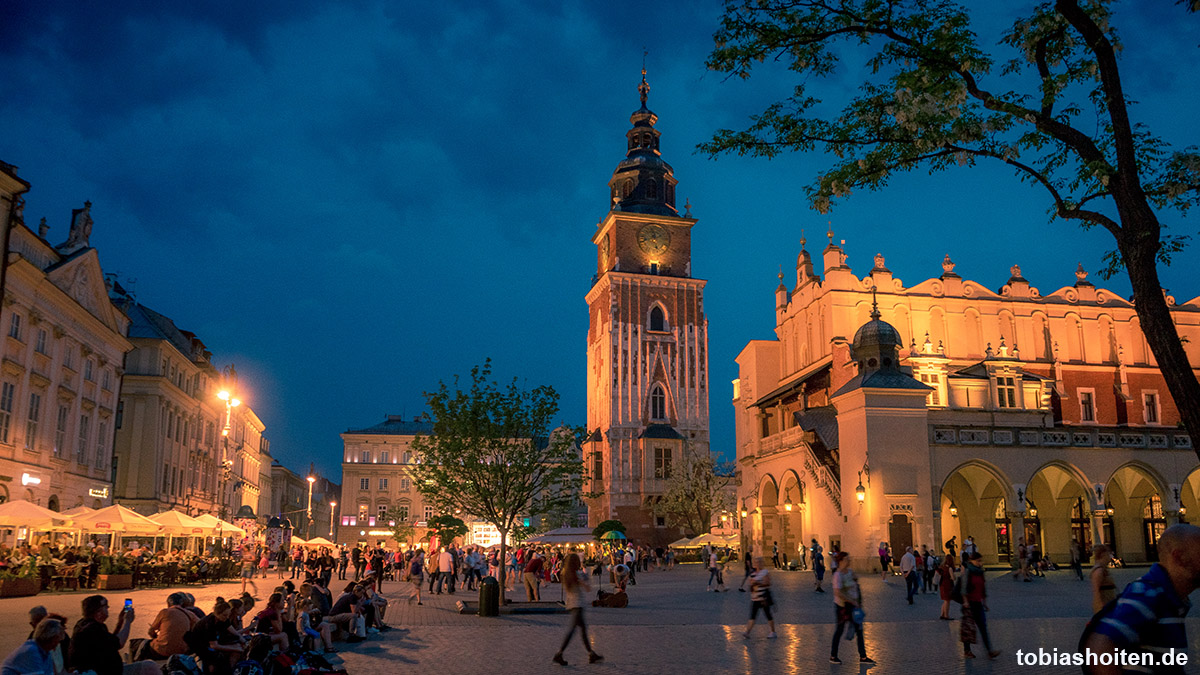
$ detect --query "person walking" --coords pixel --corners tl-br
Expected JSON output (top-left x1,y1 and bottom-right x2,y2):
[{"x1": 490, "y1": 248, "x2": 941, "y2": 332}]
[
  {"x1": 878, "y1": 542, "x2": 891, "y2": 581},
  {"x1": 337, "y1": 547, "x2": 349, "y2": 581},
  {"x1": 552, "y1": 553, "x2": 603, "y2": 666},
  {"x1": 900, "y1": 546, "x2": 918, "y2": 605},
  {"x1": 1081, "y1": 524, "x2": 1200, "y2": 672},
  {"x1": 523, "y1": 552, "x2": 544, "y2": 602},
  {"x1": 240, "y1": 546, "x2": 259, "y2": 598},
  {"x1": 830, "y1": 552, "x2": 872, "y2": 664},
  {"x1": 938, "y1": 556, "x2": 956, "y2": 620},
  {"x1": 1088, "y1": 544, "x2": 1117, "y2": 614},
  {"x1": 406, "y1": 549, "x2": 424, "y2": 606},
  {"x1": 738, "y1": 552, "x2": 753, "y2": 592},
  {"x1": 706, "y1": 547, "x2": 726, "y2": 592},
  {"x1": 945, "y1": 535, "x2": 957, "y2": 563},
  {"x1": 811, "y1": 539, "x2": 826, "y2": 593},
  {"x1": 771, "y1": 541, "x2": 780, "y2": 569},
  {"x1": 743, "y1": 556, "x2": 777, "y2": 639},
  {"x1": 1069, "y1": 538, "x2": 1084, "y2": 581},
  {"x1": 961, "y1": 552, "x2": 1000, "y2": 659}
]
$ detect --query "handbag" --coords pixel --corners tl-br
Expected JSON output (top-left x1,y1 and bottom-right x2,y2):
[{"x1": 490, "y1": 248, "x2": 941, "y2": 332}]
[{"x1": 352, "y1": 615, "x2": 367, "y2": 638}]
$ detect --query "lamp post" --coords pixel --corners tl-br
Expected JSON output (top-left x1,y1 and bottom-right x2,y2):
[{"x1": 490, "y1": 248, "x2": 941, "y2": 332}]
[
  {"x1": 217, "y1": 365, "x2": 241, "y2": 522},
  {"x1": 306, "y1": 475, "x2": 316, "y2": 539},
  {"x1": 329, "y1": 501, "x2": 337, "y2": 538}
]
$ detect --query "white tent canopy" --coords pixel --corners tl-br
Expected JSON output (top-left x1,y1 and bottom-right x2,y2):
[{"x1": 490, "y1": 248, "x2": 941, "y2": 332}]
[
  {"x1": 0, "y1": 500, "x2": 70, "y2": 530},
  {"x1": 668, "y1": 536, "x2": 700, "y2": 549},
  {"x1": 524, "y1": 527, "x2": 595, "y2": 545}
]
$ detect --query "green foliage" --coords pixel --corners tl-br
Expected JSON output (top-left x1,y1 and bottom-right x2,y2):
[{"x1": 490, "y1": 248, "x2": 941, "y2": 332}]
[
  {"x1": 703, "y1": 0, "x2": 1197, "y2": 270},
  {"x1": 99, "y1": 555, "x2": 131, "y2": 575},
  {"x1": 511, "y1": 522, "x2": 537, "y2": 543},
  {"x1": 427, "y1": 514, "x2": 468, "y2": 544},
  {"x1": 592, "y1": 520, "x2": 626, "y2": 540},
  {"x1": 654, "y1": 451, "x2": 735, "y2": 537},
  {"x1": 382, "y1": 507, "x2": 415, "y2": 545},
  {"x1": 409, "y1": 360, "x2": 591, "y2": 594},
  {"x1": 0, "y1": 558, "x2": 38, "y2": 581}
]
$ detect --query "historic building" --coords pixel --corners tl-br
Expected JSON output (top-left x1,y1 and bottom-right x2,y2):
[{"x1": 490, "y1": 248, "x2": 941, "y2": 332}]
[
  {"x1": 337, "y1": 415, "x2": 435, "y2": 549},
  {"x1": 0, "y1": 162, "x2": 131, "y2": 510},
  {"x1": 583, "y1": 71, "x2": 712, "y2": 545},
  {"x1": 269, "y1": 461, "x2": 340, "y2": 541},
  {"x1": 734, "y1": 233, "x2": 1200, "y2": 569}
]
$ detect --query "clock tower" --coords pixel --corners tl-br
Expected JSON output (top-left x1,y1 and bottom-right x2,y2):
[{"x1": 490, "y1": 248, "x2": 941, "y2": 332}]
[{"x1": 584, "y1": 70, "x2": 711, "y2": 544}]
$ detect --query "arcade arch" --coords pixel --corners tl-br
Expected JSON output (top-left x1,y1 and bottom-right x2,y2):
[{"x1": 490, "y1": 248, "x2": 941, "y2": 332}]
[
  {"x1": 940, "y1": 461, "x2": 1016, "y2": 564},
  {"x1": 1104, "y1": 463, "x2": 1168, "y2": 563}
]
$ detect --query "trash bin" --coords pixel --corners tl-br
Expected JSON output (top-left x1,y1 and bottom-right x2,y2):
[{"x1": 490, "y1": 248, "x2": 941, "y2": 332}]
[{"x1": 479, "y1": 576, "x2": 500, "y2": 616}]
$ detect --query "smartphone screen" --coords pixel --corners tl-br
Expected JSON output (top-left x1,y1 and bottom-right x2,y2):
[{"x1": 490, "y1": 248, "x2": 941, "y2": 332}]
[{"x1": 124, "y1": 599, "x2": 132, "y2": 610}]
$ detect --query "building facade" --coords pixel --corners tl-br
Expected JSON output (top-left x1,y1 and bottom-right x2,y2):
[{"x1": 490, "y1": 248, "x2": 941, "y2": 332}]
[
  {"x1": 584, "y1": 72, "x2": 711, "y2": 545},
  {"x1": 0, "y1": 165, "x2": 131, "y2": 510},
  {"x1": 734, "y1": 236, "x2": 1200, "y2": 569},
  {"x1": 336, "y1": 415, "x2": 435, "y2": 549},
  {"x1": 269, "y1": 461, "x2": 340, "y2": 541}
]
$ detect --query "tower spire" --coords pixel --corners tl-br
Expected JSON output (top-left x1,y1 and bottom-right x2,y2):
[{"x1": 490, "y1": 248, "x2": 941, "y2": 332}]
[
  {"x1": 638, "y1": 50, "x2": 650, "y2": 107},
  {"x1": 870, "y1": 287, "x2": 881, "y2": 320}
]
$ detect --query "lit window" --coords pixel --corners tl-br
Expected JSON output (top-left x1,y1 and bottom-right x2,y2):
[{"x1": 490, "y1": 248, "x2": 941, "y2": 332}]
[
  {"x1": 1079, "y1": 390, "x2": 1096, "y2": 422},
  {"x1": 359, "y1": 477, "x2": 369, "y2": 490},
  {"x1": 997, "y1": 376, "x2": 1017, "y2": 409},
  {"x1": 378, "y1": 504, "x2": 387, "y2": 518},
  {"x1": 650, "y1": 385, "x2": 666, "y2": 421},
  {"x1": 1144, "y1": 392, "x2": 1159, "y2": 424}
]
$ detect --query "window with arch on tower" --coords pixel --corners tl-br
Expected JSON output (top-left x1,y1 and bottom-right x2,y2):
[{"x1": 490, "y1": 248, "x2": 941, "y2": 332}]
[
  {"x1": 622, "y1": 180, "x2": 633, "y2": 198},
  {"x1": 646, "y1": 179, "x2": 658, "y2": 199},
  {"x1": 650, "y1": 385, "x2": 666, "y2": 421},
  {"x1": 649, "y1": 305, "x2": 666, "y2": 332}
]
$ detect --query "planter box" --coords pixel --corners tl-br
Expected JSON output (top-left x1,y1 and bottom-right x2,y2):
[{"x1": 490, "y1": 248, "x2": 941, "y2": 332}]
[
  {"x1": 97, "y1": 574, "x2": 132, "y2": 590},
  {"x1": 0, "y1": 578, "x2": 41, "y2": 597}
]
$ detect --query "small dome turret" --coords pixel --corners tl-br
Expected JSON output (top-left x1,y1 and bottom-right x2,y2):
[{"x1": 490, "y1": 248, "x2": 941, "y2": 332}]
[{"x1": 851, "y1": 291, "x2": 903, "y2": 371}]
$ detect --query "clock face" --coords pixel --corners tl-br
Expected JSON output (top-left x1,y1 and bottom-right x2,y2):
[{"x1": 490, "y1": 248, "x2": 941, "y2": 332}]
[{"x1": 637, "y1": 223, "x2": 670, "y2": 255}]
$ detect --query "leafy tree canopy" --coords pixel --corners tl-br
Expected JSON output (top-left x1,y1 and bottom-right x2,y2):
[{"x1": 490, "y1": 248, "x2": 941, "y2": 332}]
[
  {"x1": 427, "y1": 514, "x2": 468, "y2": 545},
  {"x1": 704, "y1": 0, "x2": 1200, "y2": 459},
  {"x1": 655, "y1": 451, "x2": 735, "y2": 537}
]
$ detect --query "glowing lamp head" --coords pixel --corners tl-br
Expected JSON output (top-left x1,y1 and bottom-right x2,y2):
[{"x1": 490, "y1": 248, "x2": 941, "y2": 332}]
[
  {"x1": 1028, "y1": 508, "x2": 1038, "y2": 518},
  {"x1": 1106, "y1": 505, "x2": 1114, "y2": 516},
  {"x1": 784, "y1": 501, "x2": 793, "y2": 512},
  {"x1": 218, "y1": 390, "x2": 230, "y2": 401},
  {"x1": 740, "y1": 509, "x2": 748, "y2": 518},
  {"x1": 855, "y1": 481, "x2": 866, "y2": 503},
  {"x1": 330, "y1": 501, "x2": 336, "y2": 508},
  {"x1": 307, "y1": 476, "x2": 316, "y2": 484},
  {"x1": 949, "y1": 502, "x2": 958, "y2": 518}
]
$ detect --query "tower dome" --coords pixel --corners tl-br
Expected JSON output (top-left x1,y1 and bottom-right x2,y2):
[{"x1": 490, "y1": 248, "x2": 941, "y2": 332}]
[
  {"x1": 851, "y1": 293, "x2": 903, "y2": 371},
  {"x1": 607, "y1": 67, "x2": 678, "y2": 217}
]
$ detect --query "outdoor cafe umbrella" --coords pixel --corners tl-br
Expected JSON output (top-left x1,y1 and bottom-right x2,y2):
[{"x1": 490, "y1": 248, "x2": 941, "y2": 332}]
[
  {"x1": 291, "y1": 535, "x2": 309, "y2": 546},
  {"x1": 599, "y1": 530, "x2": 627, "y2": 541},
  {"x1": 72, "y1": 504, "x2": 162, "y2": 535},
  {"x1": 305, "y1": 536, "x2": 336, "y2": 548},
  {"x1": 0, "y1": 499, "x2": 70, "y2": 530},
  {"x1": 150, "y1": 510, "x2": 215, "y2": 552},
  {"x1": 61, "y1": 506, "x2": 95, "y2": 518},
  {"x1": 193, "y1": 514, "x2": 246, "y2": 536}
]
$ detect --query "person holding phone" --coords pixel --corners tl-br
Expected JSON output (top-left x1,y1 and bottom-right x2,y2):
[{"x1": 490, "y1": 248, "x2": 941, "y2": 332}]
[{"x1": 70, "y1": 595, "x2": 159, "y2": 675}]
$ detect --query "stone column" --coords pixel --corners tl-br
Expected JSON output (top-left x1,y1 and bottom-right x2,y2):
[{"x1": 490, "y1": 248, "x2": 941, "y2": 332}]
[
  {"x1": 1091, "y1": 510, "x2": 1107, "y2": 545},
  {"x1": 1010, "y1": 513, "x2": 1026, "y2": 566}
]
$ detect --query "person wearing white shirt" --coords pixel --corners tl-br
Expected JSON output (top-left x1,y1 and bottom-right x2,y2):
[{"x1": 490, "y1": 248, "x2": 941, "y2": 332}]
[{"x1": 899, "y1": 546, "x2": 918, "y2": 604}]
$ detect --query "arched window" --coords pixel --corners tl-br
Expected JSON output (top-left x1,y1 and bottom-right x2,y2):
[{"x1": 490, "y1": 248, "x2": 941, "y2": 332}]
[
  {"x1": 646, "y1": 179, "x2": 658, "y2": 199},
  {"x1": 622, "y1": 180, "x2": 633, "y2": 198},
  {"x1": 650, "y1": 385, "x2": 666, "y2": 421},
  {"x1": 649, "y1": 305, "x2": 666, "y2": 332}
]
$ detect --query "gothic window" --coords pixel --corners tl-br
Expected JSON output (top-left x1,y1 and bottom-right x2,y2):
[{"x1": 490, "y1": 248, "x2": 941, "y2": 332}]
[
  {"x1": 622, "y1": 180, "x2": 633, "y2": 198},
  {"x1": 649, "y1": 305, "x2": 666, "y2": 332},
  {"x1": 646, "y1": 179, "x2": 658, "y2": 199},
  {"x1": 650, "y1": 384, "x2": 666, "y2": 421},
  {"x1": 654, "y1": 447, "x2": 672, "y2": 479}
]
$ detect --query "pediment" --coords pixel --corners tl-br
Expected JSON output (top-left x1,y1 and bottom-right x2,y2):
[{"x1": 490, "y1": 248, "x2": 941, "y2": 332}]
[
  {"x1": 1041, "y1": 285, "x2": 1133, "y2": 308},
  {"x1": 45, "y1": 250, "x2": 124, "y2": 334}
]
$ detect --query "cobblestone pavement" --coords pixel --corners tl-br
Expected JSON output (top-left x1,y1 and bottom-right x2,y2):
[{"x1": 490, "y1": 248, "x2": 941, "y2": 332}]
[{"x1": 3, "y1": 565, "x2": 1198, "y2": 674}]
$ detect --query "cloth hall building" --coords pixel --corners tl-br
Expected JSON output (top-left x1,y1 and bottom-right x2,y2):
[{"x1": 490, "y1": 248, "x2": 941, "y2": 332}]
[{"x1": 733, "y1": 235, "x2": 1200, "y2": 570}]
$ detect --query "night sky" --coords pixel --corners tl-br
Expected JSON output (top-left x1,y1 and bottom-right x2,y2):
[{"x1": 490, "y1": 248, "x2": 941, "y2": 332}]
[{"x1": 1, "y1": 2, "x2": 1194, "y2": 480}]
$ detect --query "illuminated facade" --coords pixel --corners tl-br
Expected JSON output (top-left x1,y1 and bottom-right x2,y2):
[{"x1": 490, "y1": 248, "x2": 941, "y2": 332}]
[
  {"x1": 734, "y1": 235, "x2": 1200, "y2": 568},
  {"x1": 583, "y1": 72, "x2": 711, "y2": 546},
  {"x1": 0, "y1": 163, "x2": 131, "y2": 511},
  {"x1": 337, "y1": 415, "x2": 435, "y2": 549}
]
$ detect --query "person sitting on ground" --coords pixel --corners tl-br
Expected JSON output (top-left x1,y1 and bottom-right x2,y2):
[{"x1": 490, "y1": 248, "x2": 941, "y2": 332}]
[
  {"x1": 326, "y1": 584, "x2": 364, "y2": 642},
  {"x1": 190, "y1": 598, "x2": 245, "y2": 675},
  {"x1": 296, "y1": 599, "x2": 335, "y2": 654},
  {"x1": 360, "y1": 581, "x2": 390, "y2": 630},
  {"x1": 2, "y1": 617, "x2": 65, "y2": 675},
  {"x1": 181, "y1": 593, "x2": 205, "y2": 620},
  {"x1": 142, "y1": 591, "x2": 198, "y2": 660},
  {"x1": 70, "y1": 595, "x2": 160, "y2": 675},
  {"x1": 250, "y1": 593, "x2": 289, "y2": 652}
]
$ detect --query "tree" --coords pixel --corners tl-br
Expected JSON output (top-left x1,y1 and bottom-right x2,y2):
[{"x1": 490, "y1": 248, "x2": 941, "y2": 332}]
[
  {"x1": 592, "y1": 519, "x2": 627, "y2": 540},
  {"x1": 654, "y1": 452, "x2": 735, "y2": 537},
  {"x1": 382, "y1": 507, "x2": 414, "y2": 547},
  {"x1": 704, "y1": 0, "x2": 1200, "y2": 460},
  {"x1": 427, "y1": 514, "x2": 468, "y2": 546},
  {"x1": 409, "y1": 361, "x2": 590, "y2": 601}
]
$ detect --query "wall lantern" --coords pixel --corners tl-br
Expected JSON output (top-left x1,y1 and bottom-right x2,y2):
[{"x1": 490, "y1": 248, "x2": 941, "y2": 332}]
[
  {"x1": 740, "y1": 509, "x2": 748, "y2": 518},
  {"x1": 1106, "y1": 502, "x2": 1115, "y2": 517},
  {"x1": 949, "y1": 502, "x2": 958, "y2": 518},
  {"x1": 855, "y1": 472, "x2": 866, "y2": 503},
  {"x1": 1180, "y1": 506, "x2": 1188, "y2": 517}
]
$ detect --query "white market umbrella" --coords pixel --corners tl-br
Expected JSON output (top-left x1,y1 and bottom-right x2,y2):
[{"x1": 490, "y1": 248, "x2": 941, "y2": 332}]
[
  {"x1": 305, "y1": 536, "x2": 335, "y2": 548},
  {"x1": 291, "y1": 535, "x2": 309, "y2": 546},
  {"x1": 61, "y1": 506, "x2": 95, "y2": 518},
  {"x1": 194, "y1": 514, "x2": 246, "y2": 536},
  {"x1": 72, "y1": 504, "x2": 162, "y2": 535},
  {"x1": 149, "y1": 510, "x2": 214, "y2": 536},
  {"x1": 0, "y1": 499, "x2": 70, "y2": 530}
]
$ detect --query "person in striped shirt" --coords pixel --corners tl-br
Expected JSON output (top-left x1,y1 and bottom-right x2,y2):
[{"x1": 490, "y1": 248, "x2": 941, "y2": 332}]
[{"x1": 1083, "y1": 524, "x2": 1200, "y2": 674}]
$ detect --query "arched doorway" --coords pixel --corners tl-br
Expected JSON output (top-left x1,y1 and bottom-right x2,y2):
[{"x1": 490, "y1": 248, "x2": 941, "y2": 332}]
[
  {"x1": 47, "y1": 495, "x2": 59, "y2": 512},
  {"x1": 1024, "y1": 499, "x2": 1041, "y2": 550},
  {"x1": 1143, "y1": 494, "x2": 1166, "y2": 562},
  {"x1": 1070, "y1": 497, "x2": 1093, "y2": 553},
  {"x1": 995, "y1": 498, "x2": 1012, "y2": 563},
  {"x1": 1026, "y1": 462, "x2": 1093, "y2": 562},
  {"x1": 940, "y1": 461, "x2": 1015, "y2": 564},
  {"x1": 755, "y1": 476, "x2": 780, "y2": 558},
  {"x1": 779, "y1": 472, "x2": 803, "y2": 565}
]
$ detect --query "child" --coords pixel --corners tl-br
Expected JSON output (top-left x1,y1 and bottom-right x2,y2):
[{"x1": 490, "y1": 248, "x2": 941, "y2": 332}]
[{"x1": 297, "y1": 598, "x2": 335, "y2": 653}]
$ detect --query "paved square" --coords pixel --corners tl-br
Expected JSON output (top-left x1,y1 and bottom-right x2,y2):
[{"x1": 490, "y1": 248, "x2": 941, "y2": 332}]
[{"x1": 3, "y1": 565, "x2": 1197, "y2": 673}]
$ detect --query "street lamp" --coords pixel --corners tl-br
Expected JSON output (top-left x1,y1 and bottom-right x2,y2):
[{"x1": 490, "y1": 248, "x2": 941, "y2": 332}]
[
  {"x1": 329, "y1": 501, "x2": 337, "y2": 538},
  {"x1": 217, "y1": 365, "x2": 241, "y2": 521},
  {"x1": 306, "y1": 475, "x2": 316, "y2": 538}
]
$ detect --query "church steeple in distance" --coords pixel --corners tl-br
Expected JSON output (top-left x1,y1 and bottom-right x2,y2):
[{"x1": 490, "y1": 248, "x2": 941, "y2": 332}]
[{"x1": 608, "y1": 66, "x2": 678, "y2": 217}]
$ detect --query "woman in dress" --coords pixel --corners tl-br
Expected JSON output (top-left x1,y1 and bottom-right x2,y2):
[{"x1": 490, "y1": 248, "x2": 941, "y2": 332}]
[
  {"x1": 552, "y1": 553, "x2": 603, "y2": 666},
  {"x1": 743, "y1": 556, "x2": 777, "y2": 639},
  {"x1": 938, "y1": 555, "x2": 956, "y2": 619},
  {"x1": 1089, "y1": 544, "x2": 1117, "y2": 613}
]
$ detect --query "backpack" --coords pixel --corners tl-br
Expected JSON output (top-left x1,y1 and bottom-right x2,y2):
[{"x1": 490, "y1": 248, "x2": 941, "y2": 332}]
[
  {"x1": 232, "y1": 661, "x2": 264, "y2": 675},
  {"x1": 164, "y1": 654, "x2": 202, "y2": 675}
]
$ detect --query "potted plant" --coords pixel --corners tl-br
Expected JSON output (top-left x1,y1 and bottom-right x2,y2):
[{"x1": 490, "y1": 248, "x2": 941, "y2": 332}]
[
  {"x1": 0, "y1": 559, "x2": 42, "y2": 597},
  {"x1": 97, "y1": 555, "x2": 133, "y2": 590}
]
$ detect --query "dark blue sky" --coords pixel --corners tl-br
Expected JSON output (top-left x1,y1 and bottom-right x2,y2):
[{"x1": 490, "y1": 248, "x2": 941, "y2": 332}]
[{"x1": 1, "y1": 2, "x2": 1195, "y2": 480}]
